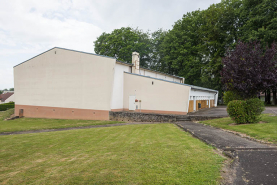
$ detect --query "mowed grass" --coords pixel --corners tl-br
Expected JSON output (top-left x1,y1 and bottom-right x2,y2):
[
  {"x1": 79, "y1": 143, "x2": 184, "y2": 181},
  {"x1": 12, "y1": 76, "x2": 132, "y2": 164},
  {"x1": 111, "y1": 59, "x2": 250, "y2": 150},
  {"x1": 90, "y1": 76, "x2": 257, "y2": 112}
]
[
  {"x1": 0, "y1": 109, "x2": 123, "y2": 133},
  {"x1": 0, "y1": 124, "x2": 224, "y2": 184},
  {"x1": 200, "y1": 114, "x2": 277, "y2": 144}
]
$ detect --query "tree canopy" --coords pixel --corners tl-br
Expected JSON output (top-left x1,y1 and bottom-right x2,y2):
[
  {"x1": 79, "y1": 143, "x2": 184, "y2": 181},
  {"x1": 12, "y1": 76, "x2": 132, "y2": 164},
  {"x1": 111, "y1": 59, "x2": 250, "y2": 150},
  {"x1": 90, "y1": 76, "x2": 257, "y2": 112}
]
[
  {"x1": 94, "y1": 27, "x2": 152, "y2": 67},
  {"x1": 94, "y1": 0, "x2": 277, "y2": 98},
  {"x1": 221, "y1": 40, "x2": 277, "y2": 99}
]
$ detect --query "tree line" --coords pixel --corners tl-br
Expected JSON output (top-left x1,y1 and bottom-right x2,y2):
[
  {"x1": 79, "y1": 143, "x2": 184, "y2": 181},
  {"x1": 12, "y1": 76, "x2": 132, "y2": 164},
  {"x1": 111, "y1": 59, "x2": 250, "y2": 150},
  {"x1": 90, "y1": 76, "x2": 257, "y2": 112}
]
[
  {"x1": 94, "y1": 0, "x2": 277, "y2": 101},
  {"x1": 0, "y1": 88, "x2": 14, "y2": 94}
]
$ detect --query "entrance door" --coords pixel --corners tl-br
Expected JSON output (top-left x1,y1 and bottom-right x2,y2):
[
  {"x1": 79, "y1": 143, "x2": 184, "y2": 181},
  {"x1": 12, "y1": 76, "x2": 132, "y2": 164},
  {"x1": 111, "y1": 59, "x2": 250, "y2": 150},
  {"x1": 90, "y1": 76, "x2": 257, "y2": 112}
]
[{"x1": 129, "y1": 96, "x2": 136, "y2": 110}]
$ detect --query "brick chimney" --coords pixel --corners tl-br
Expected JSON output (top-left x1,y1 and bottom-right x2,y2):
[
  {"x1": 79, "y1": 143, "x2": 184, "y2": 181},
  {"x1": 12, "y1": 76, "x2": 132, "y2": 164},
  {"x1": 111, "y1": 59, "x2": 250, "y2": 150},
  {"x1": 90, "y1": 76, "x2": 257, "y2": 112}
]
[{"x1": 132, "y1": 52, "x2": 140, "y2": 74}]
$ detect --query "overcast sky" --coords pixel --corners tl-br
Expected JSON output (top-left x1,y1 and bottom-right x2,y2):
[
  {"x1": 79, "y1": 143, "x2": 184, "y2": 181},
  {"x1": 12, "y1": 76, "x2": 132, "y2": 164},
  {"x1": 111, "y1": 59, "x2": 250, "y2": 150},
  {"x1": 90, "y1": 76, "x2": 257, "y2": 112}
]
[{"x1": 0, "y1": 0, "x2": 221, "y2": 89}]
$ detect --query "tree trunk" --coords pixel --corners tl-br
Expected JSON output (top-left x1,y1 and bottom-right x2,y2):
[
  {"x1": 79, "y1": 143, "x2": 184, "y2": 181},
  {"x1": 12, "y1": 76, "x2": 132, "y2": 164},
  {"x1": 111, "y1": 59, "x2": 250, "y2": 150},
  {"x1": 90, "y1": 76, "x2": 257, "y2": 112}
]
[
  {"x1": 269, "y1": 89, "x2": 271, "y2": 105},
  {"x1": 264, "y1": 90, "x2": 267, "y2": 104},
  {"x1": 273, "y1": 89, "x2": 277, "y2": 105}
]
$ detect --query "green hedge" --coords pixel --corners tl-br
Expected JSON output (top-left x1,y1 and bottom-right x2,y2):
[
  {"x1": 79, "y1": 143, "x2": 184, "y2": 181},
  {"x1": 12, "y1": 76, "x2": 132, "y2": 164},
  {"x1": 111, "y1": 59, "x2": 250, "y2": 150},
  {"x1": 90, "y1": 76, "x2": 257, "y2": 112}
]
[
  {"x1": 223, "y1": 91, "x2": 242, "y2": 105},
  {"x1": 244, "y1": 98, "x2": 265, "y2": 123},
  {"x1": 227, "y1": 98, "x2": 264, "y2": 124},
  {"x1": 0, "y1": 102, "x2": 15, "y2": 111}
]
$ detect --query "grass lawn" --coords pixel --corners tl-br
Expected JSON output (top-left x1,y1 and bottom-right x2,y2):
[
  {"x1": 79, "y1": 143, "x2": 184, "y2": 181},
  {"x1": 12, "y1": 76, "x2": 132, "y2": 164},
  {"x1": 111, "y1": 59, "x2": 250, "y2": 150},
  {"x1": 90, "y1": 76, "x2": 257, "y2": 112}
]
[
  {"x1": 0, "y1": 109, "x2": 122, "y2": 133},
  {"x1": 0, "y1": 124, "x2": 224, "y2": 184},
  {"x1": 200, "y1": 114, "x2": 277, "y2": 144}
]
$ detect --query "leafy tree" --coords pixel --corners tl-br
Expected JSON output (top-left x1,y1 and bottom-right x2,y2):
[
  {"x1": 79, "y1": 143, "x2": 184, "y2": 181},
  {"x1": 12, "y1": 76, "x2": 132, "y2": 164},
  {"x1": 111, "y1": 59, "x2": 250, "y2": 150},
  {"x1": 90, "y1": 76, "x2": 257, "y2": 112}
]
[
  {"x1": 0, "y1": 88, "x2": 9, "y2": 94},
  {"x1": 160, "y1": 10, "x2": 205, "y2": 86},
  {"x1": 223, "y1": 91, "x2": 242, "y2": 105},
  {"x1": 94, "y1": 27, "x2": 152, "y2": 67},
  {"x1": 199, "y1": 0, "x2": 242, "y2": 93},
  {"x1": 159, "y1": 0, "x2": 241, "y2": 90},
  {"x1": 239, "y1": 0, "x2": 277, "y2": 46},
  {"x1": 149, "y1": 29, "x2": 168, "y2": 70},
  {"x1": 221, "y1": 40, "x2": 277, "y2": 99}
]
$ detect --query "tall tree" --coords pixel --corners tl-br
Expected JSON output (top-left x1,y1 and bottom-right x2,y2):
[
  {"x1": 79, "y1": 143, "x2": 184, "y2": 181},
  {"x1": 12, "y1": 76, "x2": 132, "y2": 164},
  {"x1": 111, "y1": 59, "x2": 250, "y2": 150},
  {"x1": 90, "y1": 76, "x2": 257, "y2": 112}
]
[
  {"x1": 221, "y1": 40, "x2": 277, "y2": 99},
  {"x1": 199, "y1": 0, "x2": 242, "y2": 92},
  {"x1": 159, "y1": 0, "x2": 241, "y2": 90},
  {"x1": 160, "y1": 10, "x2": 205, "y2": 86},
  {"x1": 94, "y1": 27, "x2": 152, "y2": 67},
  {"x1": 149, "y1": 29, "x2": 168, "y2": 70},
  {"x1": 239, "y1": 0, "x2": 277, "y2": 46}
]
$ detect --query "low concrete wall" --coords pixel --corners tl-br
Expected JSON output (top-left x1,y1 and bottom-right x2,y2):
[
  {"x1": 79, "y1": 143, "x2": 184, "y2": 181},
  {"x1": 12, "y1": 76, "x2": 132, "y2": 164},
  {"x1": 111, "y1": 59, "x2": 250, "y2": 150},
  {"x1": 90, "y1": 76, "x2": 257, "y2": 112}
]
[
  {"x1": 110, "y1": 111, "x2": 226, "y2": 122},
  {"x1": 109, "y1": 111, "x2": 190, "y2": 122}
]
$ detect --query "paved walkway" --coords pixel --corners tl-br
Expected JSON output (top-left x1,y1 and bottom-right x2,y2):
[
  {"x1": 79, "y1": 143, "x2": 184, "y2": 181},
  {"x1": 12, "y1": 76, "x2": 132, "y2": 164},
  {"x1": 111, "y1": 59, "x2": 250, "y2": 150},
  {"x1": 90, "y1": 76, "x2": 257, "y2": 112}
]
[{"x1": 176, "y1": 121, "x2": 277, "y2": 185}]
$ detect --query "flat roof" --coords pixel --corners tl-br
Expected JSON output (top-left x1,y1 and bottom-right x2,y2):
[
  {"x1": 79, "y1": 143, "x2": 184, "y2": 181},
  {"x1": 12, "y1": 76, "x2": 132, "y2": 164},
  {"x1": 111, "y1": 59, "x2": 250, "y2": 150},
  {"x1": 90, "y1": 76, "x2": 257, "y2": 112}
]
[{"x1": 124, "y1": 72, "x2": 218, "y2": 93}]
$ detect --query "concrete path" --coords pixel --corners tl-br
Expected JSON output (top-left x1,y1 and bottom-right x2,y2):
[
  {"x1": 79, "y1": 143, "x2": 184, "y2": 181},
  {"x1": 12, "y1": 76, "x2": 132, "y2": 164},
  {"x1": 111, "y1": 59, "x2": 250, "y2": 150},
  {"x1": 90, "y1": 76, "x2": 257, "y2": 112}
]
[{"x1": 176, "y1": 121, "x2": 277, "y2": 185}]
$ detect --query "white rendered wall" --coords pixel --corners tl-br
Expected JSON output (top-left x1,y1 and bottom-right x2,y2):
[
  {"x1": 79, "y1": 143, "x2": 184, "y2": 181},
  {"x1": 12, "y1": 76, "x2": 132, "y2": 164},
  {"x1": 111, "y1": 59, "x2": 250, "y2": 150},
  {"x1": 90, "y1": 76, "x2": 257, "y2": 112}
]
[
  {"x1": 124, "y1": 73, "x2": 190, "y2": 113},
  {"x1": 111, "y1": 64, "x2": 130, "y2": 110},
  {"x1": 14, "y1": 48, "x2": 115, "y2": 111}
]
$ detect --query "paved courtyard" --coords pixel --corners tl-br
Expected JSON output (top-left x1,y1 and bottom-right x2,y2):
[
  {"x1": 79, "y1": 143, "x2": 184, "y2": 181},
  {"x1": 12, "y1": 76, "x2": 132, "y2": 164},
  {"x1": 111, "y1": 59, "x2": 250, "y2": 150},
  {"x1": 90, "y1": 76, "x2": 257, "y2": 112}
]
[{"x1": 188, "y1": 105, "x2": 277, "y2": 117}]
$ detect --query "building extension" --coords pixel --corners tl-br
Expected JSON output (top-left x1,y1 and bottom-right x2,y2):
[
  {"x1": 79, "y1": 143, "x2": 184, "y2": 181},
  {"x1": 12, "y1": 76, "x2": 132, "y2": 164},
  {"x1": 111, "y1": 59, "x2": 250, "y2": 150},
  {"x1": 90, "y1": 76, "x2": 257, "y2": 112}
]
[{"x1": 14, "y1": 47, "x2": 218, "y2": 120}]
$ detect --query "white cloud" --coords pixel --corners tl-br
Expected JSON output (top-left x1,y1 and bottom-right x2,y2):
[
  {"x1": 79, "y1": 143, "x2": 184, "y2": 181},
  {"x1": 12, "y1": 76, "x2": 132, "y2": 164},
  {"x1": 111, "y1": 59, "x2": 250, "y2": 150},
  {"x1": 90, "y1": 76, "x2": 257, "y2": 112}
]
[{"x1": 0, "y1": 0, "x2": 220, "y2": 89}]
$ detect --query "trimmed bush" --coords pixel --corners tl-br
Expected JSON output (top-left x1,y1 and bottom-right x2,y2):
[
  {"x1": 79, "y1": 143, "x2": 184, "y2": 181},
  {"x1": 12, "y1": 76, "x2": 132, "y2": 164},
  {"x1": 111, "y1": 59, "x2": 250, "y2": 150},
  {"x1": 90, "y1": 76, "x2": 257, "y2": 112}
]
[
  {"x1": 227, "y1": 98, "x2": 264, "y2": 124},
  {"x1": 227, "y1": 100, "x2": 247, "y2": 124},
  {"x1": 0, "y1": 102, "x2": 15, "y2": 111},
  {"x1": 223, "y1": 91, "x2": 242, "y2": 105},
  {"x1": 245, "y1": 98, "x2": 265, "y2": 123}
]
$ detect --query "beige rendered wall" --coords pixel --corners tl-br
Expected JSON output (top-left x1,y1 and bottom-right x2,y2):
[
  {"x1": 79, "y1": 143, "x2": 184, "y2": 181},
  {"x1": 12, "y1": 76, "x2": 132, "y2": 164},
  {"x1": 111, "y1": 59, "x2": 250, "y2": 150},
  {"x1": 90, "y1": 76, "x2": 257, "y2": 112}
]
[
  {"x1": 123, "y1": 73, "x2": 190, "y2": 115},
  {"x1": 14, "y1": 48, "x2": 115, "y2": 120}
]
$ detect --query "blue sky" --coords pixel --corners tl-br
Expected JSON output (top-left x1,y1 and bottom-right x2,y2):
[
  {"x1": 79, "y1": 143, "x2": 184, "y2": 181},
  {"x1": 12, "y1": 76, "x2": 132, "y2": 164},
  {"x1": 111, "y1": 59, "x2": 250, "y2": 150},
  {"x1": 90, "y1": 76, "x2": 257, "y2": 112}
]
[{"x1": 0, "y1": 0, "x2": 220, "y2": 89}]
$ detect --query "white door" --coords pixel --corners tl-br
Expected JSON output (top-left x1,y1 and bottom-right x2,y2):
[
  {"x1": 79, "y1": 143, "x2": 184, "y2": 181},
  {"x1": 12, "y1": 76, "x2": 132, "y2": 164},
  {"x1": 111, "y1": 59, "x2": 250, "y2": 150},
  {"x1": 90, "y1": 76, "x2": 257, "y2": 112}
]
[{"x1": 129, "y1": 96, "x2": 136, "y2": 110}]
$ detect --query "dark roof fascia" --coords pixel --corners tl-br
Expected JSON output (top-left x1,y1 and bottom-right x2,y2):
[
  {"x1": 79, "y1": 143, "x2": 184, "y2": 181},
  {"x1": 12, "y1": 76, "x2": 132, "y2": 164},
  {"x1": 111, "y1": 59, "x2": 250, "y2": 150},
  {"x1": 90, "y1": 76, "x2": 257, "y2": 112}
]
[
  {"x1": 14, "y1": 47, "x2": 116, "y2": 68},
  {"x1": 124, "y1": 72, "x2": 218, "y2": 93}
]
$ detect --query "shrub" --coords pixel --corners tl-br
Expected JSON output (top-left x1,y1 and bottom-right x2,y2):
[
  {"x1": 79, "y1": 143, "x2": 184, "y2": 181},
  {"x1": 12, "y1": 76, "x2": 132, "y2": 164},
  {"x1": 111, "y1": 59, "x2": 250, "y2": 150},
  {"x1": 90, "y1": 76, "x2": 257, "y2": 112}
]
[
  {"x1": 227, "y1": 100, "x2": 247, "y2": 124},
  {"x1": 223, "y1": 91, "x2": 242, "y2": 105},
  {"x1": 245, "y1": 98, "x2": 265, "y2": 123},
  {"x1": 0, "y1": 108, "x2": 14, "y2": 120},
  {"x1": 227, "y1": 98, "x2": 265, "y2": 124},
  {"x1": 0, "y1": 102, "x2": 15, "y2": 111}
]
